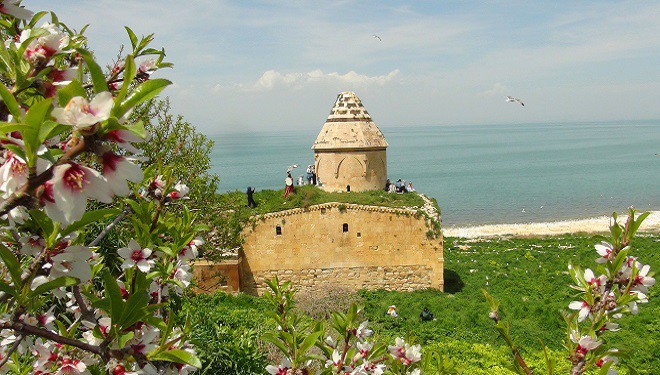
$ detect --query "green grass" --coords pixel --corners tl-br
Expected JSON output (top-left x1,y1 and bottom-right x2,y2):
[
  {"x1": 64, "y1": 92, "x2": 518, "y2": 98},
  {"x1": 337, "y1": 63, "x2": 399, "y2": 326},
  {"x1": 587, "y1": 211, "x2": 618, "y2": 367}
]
[
  {"x1": 182, "y1": 233, "x2": 660, "y2": 374},
  {"x1": 220, "y1": 185, "x2": 427, "y2": 214}
]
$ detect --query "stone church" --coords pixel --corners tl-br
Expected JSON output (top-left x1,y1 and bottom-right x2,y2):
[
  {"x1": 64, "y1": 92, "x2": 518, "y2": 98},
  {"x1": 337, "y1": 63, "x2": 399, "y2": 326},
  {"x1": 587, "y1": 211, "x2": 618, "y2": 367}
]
[{"x1": 193, "y1": 92, "x2": 444, "y2": 295}]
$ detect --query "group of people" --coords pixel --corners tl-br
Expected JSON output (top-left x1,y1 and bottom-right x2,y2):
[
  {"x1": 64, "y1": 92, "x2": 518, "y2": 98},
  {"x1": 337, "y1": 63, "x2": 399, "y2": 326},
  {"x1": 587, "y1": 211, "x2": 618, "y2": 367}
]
[
  {"x1": 285, "y1": 164, "x2": 317, "y2": 199},
  {"x1": 384, "y1": 179, "x2": 415, "y2": 193},
  {"x1": 386, "y1": 305, "x2": 435, "y2": 321}
]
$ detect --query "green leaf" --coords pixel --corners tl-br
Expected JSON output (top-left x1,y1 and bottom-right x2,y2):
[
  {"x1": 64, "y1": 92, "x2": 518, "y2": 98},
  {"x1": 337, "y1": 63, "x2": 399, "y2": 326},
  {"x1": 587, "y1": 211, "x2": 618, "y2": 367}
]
[
  {"x1": 60, "y1": 208, "x2": 121, "y2": 237},
  {"x1": 120, "y1": 290, "x2": 149, "y2": 329},
  {"x1": 103, "y1": 271, "x2": 125, "y2": 324},
  {"x1": 261, "y1": 333, "x2": 290, "y2": 354},
  {"x1": 117, "y1": 78, "x2": 171, "y2": 118},
  {"x1": 151, "y1": 349, "x2": 202, "y2": 369},
  {"x1": 57, "y1": 80, "x2": 86, "y2": 107},
  {"x1": 299, "y1": 331, "x2": 323, "y2": 355},
  {"x1": 115, "y1": 54, "x2": 135, "y2": 104},
  {"x1": 0, "y1": 243, "x2": 22, "y2": 287},
  {"x1": 22, "y1": 98, "x2": 53, "y2": 166},
  {"x1": 0, "y1": 280, "x2": 17, "y2": 297},
  {"x1": 0, "y1": 83, "x2": 21, "y2": 120},
  {"x1": 77, "y1": 49, "x2": 108, "y2": 93},
  {"x1": 31, "y1": 276, "x2": 79, "y2": 296},
  {"x1": 125, "y1": 27, "x2": 138, "y2": 50},
  {"x1": 29, "y1": 209, "x2": 57, "y2": 245}
]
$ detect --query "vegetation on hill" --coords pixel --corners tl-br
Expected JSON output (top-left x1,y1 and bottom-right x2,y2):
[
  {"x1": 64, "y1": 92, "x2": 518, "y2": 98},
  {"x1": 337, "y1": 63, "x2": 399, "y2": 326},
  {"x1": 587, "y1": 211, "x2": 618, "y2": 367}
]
[{"x1": 180, "y1": 233, "x2": 659, "y2": 374}]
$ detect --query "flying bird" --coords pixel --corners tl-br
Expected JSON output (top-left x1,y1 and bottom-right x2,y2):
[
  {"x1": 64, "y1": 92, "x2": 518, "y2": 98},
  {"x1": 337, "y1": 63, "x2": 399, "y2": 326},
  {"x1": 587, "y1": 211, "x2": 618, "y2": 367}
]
[
  {"x1": 286, "y1": 164, "x2": 299, "y2": 173},
  {"x1": 506, "y1": 96, "x2": 525, "y2": 106},
  {"x1": 372, "y1": 34, "x2": 382, "y2": 41}
]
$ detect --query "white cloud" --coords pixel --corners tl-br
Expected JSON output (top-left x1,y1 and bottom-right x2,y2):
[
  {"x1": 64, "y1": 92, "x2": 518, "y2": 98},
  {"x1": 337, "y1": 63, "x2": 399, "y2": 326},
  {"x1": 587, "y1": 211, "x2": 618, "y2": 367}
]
[{"x1": 218, "y1": 69, "x2": 401, "y2": 92}]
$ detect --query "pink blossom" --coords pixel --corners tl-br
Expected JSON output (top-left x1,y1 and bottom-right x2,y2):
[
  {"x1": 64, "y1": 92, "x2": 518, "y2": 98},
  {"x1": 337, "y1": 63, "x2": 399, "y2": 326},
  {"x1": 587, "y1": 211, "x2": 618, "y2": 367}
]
[
  {"x1": 52, "y1": 92, "x2": 113, "y2": 131},
  {"x1": 25, "y1": 23, "x2": 70, "y2": 64},
  {"x1": 0, "y1": 0, "x2": 33, "y2": 20},
  {"x1": 49, "y1": 245, "x2": 93, "y2": 283},
  {"x1": 19, "y1": 235, "x2": 45, "y2": 257},
  {"x1": 46, "y1": 162, "x2": 113, "y2": 225},
  {"x1": 631, "y1": 264, "x2": 655, "y2": 294},
  {"x1": 354, "y1": 321, "x2": 372, "y2": 339},
  {"x1": 168, "y1": 182, "x2": 189, "y2": 200},
  {"x1": 388, "y1": 337, "x2": 422, "y2": 365},
  {"x1": 104, "y1": 129, "x2": 146, "y2": 154},
  {"x1": 55, "y1": 356, "x2": 88, "y2": 375},
  {"x1": 101, "y1": 151, "x2": 143, "y2": 196},
  {"x1": 568, "y1": 300, "x2": 591, "y2": 322},
  {"x1": 570, "y1": 331, "x2": 602, "y2": 357},
  {"x1": 584, "y1": 268, "x2": 606, "y2": 291},
  {"x1": 0, "y1": 150, "x2": 27, "y2": 197},
  {"x1": 595, "y1": 242, "x2": 615, "y2": 264},
  {"x1": 118, "y1": 239, "x2": 154, "y2": 273}
]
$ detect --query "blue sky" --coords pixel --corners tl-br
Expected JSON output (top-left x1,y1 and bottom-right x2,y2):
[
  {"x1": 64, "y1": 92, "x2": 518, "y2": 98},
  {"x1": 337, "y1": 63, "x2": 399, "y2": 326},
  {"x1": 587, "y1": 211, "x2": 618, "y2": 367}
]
[{"x1": 28, "y1": 1, "x2": 660, "y2": 134}]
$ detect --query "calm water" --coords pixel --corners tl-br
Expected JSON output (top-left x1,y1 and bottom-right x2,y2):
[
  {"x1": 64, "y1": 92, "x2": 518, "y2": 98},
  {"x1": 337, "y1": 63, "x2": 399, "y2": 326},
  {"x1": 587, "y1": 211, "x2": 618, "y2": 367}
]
[{"x1": 209, "y1": 120, "x2": 660, "y2": 226}]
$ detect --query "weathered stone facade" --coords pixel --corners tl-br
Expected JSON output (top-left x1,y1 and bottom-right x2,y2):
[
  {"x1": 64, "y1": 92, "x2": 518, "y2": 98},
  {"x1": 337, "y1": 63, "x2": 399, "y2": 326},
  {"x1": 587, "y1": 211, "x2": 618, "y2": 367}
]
[
  {"x1": 312, "y1": 92, "x2": 388, "y2": 192},
  {"x1": 239, "y1": 202, "x2": 443, "y2": 295}
]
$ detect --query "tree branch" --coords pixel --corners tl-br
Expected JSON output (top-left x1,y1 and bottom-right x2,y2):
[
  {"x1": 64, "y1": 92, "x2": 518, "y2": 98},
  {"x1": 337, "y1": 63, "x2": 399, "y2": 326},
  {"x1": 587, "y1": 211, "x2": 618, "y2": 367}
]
[
  {"x1": 88, "y1": 207, "x2": 131, "y2": 247},
  {"x1": 0, "y1": 334, "x2": 23, "y2": 368}
]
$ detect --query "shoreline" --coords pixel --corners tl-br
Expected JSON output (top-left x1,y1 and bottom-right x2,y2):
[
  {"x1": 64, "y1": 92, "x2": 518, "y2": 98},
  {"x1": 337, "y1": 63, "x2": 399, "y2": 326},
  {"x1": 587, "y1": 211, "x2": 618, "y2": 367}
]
[{"x1": 443, "y1": 211, "x2": 660, "y2": 238}]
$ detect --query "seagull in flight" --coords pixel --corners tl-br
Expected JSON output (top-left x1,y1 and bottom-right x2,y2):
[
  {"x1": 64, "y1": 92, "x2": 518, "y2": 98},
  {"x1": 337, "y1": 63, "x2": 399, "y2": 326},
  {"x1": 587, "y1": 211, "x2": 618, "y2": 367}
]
[
  {"x1": 372, "y1": 34, "x2": 382, "y2": 42},
  {"x1": 506, "y1": 96, "x2": 525, "y2": 106},
  {"x1": 286, "y1": 164, "x2": 299, "y2": 173}
]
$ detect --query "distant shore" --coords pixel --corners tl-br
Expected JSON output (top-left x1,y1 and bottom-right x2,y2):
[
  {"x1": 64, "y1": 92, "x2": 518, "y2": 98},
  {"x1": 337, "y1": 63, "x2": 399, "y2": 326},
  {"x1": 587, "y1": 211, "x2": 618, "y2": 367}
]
[{"x1": 443, "y1": 211, "x2": 660, "y2": 238}]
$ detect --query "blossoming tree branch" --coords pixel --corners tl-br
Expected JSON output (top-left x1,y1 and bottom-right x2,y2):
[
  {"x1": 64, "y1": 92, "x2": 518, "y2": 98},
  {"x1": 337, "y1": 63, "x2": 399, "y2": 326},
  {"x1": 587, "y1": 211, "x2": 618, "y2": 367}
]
[{"x1": 0, "y1": 2, "x2": 203, "y2": 374}]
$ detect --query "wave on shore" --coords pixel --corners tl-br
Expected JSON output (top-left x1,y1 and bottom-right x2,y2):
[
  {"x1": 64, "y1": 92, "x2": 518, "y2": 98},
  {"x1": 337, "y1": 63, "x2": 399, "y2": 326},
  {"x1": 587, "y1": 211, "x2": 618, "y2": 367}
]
[{"x1": 443, "y1": 211, "x2": 660, "y2": 238}]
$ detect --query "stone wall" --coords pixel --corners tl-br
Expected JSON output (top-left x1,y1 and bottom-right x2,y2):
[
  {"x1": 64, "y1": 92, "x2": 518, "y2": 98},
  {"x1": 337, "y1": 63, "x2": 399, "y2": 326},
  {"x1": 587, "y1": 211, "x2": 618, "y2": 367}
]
[
  {"x1": 192, "y1": 258, "x2": 241, "y2": 294},
  {"x1": 314, "y1": 149, "x2": 387, "y2": 192},
  {"x1": 240, "y1": 202, "x2": 443, "y2": 295}
]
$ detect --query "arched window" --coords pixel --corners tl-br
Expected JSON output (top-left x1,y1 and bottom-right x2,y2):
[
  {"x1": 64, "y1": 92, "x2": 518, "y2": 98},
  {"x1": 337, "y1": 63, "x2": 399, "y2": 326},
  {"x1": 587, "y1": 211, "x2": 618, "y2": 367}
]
[
  {"x1": 343, "y1": 223, "x2": 349, "y2": 232},
  {"x1": 276, "y1": 226, "x2": 282, "y2": 235}
]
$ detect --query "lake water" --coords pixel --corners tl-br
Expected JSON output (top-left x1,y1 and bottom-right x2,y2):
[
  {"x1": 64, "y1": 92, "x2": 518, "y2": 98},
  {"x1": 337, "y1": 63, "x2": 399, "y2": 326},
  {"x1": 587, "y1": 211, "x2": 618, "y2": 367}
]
[{"x1": 209, "y1": 120, "x2": 660, "y2": 226}]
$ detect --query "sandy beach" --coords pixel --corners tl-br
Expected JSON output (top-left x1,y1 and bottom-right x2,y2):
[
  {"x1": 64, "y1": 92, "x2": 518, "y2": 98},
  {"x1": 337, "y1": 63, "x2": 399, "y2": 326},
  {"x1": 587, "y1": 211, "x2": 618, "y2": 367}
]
[{"x1": 443, "y1": 211, "x2": 660, "y2": 238}]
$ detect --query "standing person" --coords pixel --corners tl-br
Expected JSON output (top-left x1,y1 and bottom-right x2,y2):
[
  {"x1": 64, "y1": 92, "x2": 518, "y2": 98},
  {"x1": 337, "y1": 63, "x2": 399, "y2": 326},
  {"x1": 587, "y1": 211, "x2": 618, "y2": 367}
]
[
  {"x1": 310, "y1": 164, "x2": 317, "y2": 185},
  {"x1": 246, "y1": 186, "x2": 257, "y2": 208},
  {"x1": 384, "y1": 179, "x2": 391, "y2": 192},
  {"x1": 283, "y1": 172, "x2": 294, "y2": 199},
  {"x1": 306, "y1": 165, "x2": 313, "y2": 185}
]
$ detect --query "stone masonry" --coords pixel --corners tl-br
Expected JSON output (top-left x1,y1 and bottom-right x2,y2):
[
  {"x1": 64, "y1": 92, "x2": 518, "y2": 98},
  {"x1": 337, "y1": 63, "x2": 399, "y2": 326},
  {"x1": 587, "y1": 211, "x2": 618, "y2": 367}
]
[{"x1": 239, "y1": 202, "x2": 443, "y2": 295}]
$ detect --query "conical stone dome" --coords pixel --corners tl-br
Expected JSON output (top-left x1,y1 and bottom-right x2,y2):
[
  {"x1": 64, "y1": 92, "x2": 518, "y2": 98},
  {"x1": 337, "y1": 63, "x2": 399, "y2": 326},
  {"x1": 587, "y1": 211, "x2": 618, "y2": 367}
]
[
  {"x1": 312, "y1": 92, "x2": 388, "y2": 150},
  {"x1": 312, "y1": 92, "x2": 388, "y2": 192}
]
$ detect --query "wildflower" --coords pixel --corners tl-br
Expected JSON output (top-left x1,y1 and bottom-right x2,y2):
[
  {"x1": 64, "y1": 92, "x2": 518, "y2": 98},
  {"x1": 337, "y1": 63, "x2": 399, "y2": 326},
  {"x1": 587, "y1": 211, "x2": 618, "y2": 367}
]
[
  {"x1": 118, "y1": 239, "x2": 154, "y2": 273},
  {"x1": 568, "y1": 300, "x2": 591, "y2": 322},
  {"x1": 52, "y1": 92, "x2": 113, "y2": 131}
]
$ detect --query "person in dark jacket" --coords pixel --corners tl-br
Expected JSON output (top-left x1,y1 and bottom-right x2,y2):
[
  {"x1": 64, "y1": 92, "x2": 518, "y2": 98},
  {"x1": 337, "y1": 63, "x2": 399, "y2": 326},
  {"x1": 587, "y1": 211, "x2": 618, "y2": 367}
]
[
  {"x1": 420, "y1": 307, "x2": 434, "y2": 321},
  {"x1": 246, "y1": 186, "x2": 257, "y2": 208}
]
